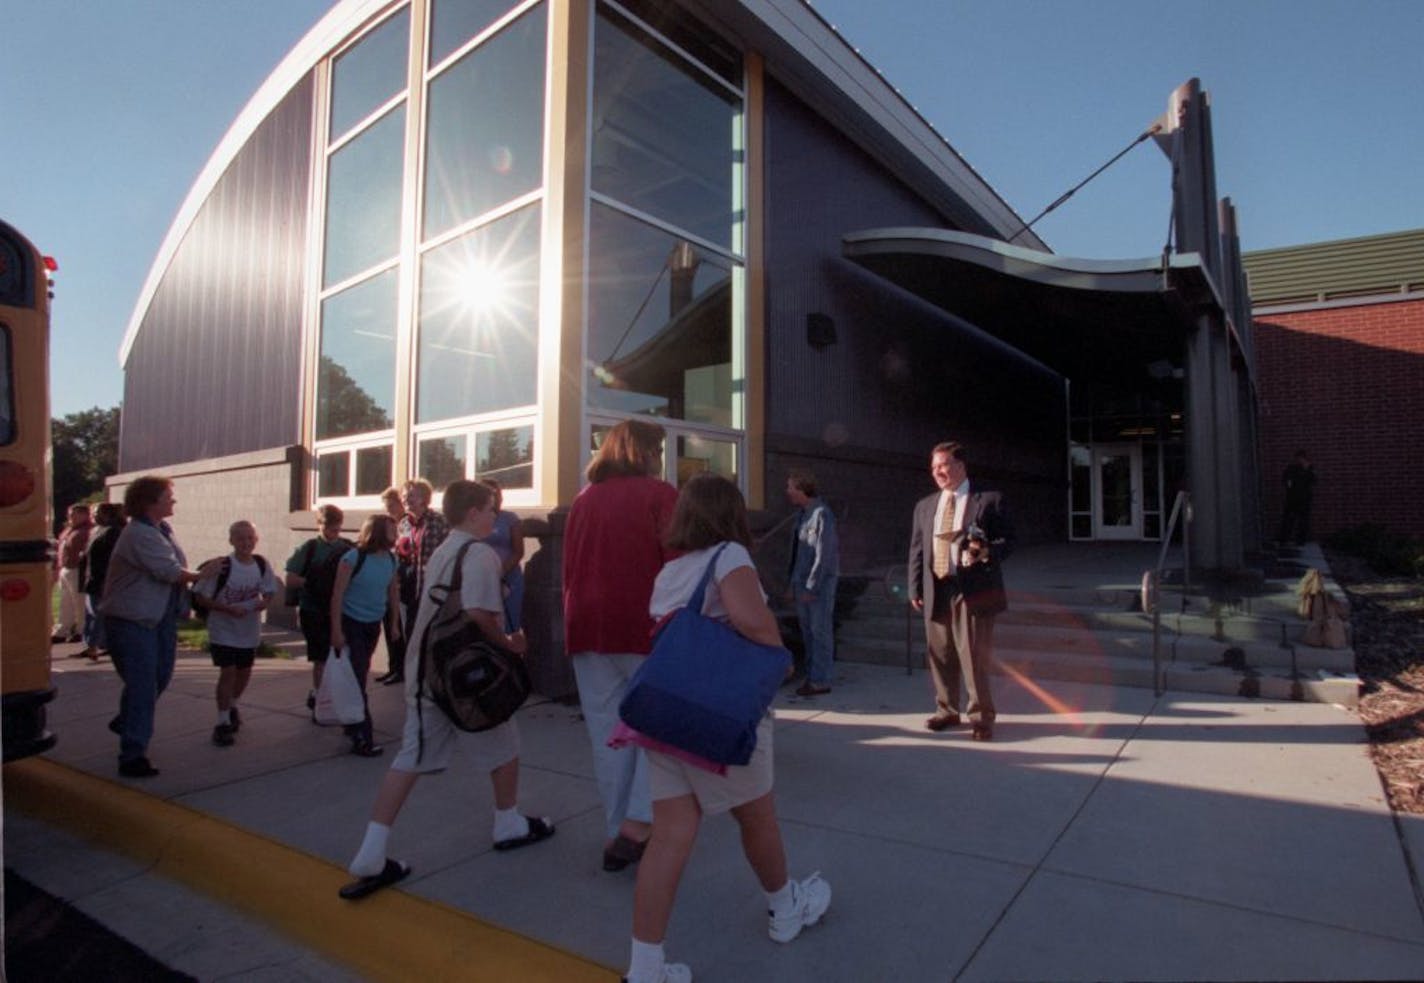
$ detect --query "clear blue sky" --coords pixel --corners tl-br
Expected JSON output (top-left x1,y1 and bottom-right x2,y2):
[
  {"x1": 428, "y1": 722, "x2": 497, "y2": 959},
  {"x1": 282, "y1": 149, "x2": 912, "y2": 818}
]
[{"x1": 3, "y1": 0, "x2": 1420, "y2": 419}]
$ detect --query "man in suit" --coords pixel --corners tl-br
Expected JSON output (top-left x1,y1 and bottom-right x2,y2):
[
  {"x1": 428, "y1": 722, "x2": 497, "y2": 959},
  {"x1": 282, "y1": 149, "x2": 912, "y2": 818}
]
[{"x1": 907, "y1": 442, "x2": 1014, "y2": 741}]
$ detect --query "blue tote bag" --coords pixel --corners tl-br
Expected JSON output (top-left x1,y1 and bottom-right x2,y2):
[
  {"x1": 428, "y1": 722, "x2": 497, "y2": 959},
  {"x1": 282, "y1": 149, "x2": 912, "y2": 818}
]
[{"x1": 619, "y1": 544, "x2": 792, "y2": 766}]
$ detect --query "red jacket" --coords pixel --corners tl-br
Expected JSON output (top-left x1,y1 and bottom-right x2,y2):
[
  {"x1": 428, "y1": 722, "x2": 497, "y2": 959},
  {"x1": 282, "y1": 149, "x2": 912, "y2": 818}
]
[{"x1": 563, "y1": 476, "x2": 678, "y2": 656}]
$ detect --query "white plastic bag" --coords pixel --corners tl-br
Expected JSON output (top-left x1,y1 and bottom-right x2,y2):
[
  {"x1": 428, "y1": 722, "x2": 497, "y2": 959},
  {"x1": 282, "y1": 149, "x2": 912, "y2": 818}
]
[{"x1": 315, "y1": 646, "x2": 366, "y2": 725}]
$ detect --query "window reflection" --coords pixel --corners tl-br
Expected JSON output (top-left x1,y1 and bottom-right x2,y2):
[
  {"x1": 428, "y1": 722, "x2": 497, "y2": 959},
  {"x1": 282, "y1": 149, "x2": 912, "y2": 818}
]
[
  {"x1": 477, "y1": 425, "x2": 533, "y2": 489},
  {"x1": 423, "y1": 5, "x2": 546, "y2": 239},
  {"x1": 418, "y1": 436, "x2": 467, "y2": 491},
  {"x1": 676, "y1": 434, "x2": 735, "y2": 487},
  {"x1": 417, "y1": 205, "x2": 540, "y2": 423},
  {"x1": 428, "y1": 0, "x2": 522, "y2": 67},
  {"x1": 356, "y1": 445, "x2": 393, "y2": 495},
  {"x1": 317, "y1": 452, "x2": 350, "y2": 498},
  {"x1": 330, "y1": 9, "x2": 410, "y2": 140},
  {"x1": 317, "y1": 270, "x2": 397, "y2": 440},
  {"x1": 592, "y1": 6, "x2": 742, "y2": 252},
  {"x1": 587, "y1": 204, "x2": 733, "y2": 424},
  {"x1": 324, "y1": 107, "x2": 405, "y2": 287}
]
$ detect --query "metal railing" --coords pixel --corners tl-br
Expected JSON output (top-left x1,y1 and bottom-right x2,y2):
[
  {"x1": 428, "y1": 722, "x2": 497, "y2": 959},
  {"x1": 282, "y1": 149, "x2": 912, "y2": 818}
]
[{"x1": 1149, "y1": 490, "x2": 1192, "y2": 696}]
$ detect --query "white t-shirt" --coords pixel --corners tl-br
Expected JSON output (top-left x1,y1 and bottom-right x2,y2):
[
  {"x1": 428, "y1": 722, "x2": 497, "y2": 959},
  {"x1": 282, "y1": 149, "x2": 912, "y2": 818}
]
[
  {"x1": 650, "y1": 542, "x2": 762, "y2": 622},
  {"x1": 408, "y1": 530, "x2": 503, "y2": 649},
  {"x1": 195, "y1": 554, "x2": 279, "y2": 649}
]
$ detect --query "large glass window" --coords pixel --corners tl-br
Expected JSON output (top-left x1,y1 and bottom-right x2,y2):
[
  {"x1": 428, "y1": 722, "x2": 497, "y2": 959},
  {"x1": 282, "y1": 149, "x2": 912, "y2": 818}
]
[
  {"x1": 317, "y1": 269, "x2": 398, "y2": 440},
  {"x1": 587, "y1": 203, "x2": 732, "y2": 424},
  {"x1": 423, "y1": 5, "x2": 546, "y2": 239},
  {"x1": 323, "y1": 106, "x2": 406, "y2": 287},
  {"x1": 592, "y1": 6, "x2": 742, "y2": 252},
  {"x1": 330, "y1": 8, "x2": 410, "y2": 141},
  {"x1": 417, "y1": 205, "x2": 540, "y2": 422}
]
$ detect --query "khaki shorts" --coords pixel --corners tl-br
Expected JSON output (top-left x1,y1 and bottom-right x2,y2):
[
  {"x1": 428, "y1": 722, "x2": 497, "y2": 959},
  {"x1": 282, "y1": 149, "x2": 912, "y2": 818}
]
[
  {"x1": 389, "y1": 695, "x2": 520, "y2": 774},
  {"x1": 648, "y1": 715, "x2": 774, "y2": 815}
]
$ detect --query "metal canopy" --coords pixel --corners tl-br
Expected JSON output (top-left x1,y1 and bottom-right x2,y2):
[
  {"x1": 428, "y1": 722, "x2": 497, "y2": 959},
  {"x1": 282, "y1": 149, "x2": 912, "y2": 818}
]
[{"x1": 842, "y1": 227, "x2": 1232, "y2": 386}]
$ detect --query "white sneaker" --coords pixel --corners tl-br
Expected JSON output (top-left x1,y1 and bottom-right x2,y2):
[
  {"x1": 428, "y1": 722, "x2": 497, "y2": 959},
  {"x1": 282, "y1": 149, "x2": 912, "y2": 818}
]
[
  {"x1": 768, "y1": 872, "x2": 832, "y2": 943},
  {"x1": 624, "y1": 963, "x2": 691, "y2": 983}
]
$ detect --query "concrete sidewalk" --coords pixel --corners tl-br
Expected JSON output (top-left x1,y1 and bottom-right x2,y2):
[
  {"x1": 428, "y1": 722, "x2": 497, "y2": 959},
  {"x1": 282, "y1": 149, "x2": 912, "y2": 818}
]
[{"x1": 7, "y1": 575, "x2": 1424, "y2": 979}]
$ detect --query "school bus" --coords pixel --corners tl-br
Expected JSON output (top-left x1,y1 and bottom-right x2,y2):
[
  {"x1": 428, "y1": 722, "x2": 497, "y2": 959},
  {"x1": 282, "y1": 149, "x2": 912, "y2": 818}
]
[{"x1": 0, "y1": 219, "x2": 57, "y2": 761}]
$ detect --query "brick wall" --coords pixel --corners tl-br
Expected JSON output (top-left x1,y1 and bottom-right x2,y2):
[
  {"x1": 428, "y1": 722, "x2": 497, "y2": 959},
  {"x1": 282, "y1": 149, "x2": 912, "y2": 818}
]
[
  {"x1": 1254, "y1": 296, "x2": 1424, "y2": 539},
  {"x1": 107, "y1": 448, "x2": 305, "y2": 629}
]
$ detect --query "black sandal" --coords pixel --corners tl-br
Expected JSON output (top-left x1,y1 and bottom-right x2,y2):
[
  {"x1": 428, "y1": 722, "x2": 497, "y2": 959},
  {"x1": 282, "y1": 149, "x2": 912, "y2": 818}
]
[
  {"x1": 602, "y1": 834, "x2": 648, "y2": 871},
  {"x1": 338, "y1": 858, "x2": 410, "y2": 900},
  {"x1": 494, "y1": 816, "x2": 556, "y2": 852}
]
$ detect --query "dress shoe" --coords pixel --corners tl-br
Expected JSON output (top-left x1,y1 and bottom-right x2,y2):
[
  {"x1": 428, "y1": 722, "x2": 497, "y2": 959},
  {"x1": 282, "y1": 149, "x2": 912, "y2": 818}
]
[
  {"x1": 971, "y1": 724, "x2": 994, "y2": 742},
  {"x1": 795, "y1": 681, "x2": 831, "y2": 697},
  {"x1": 118, "y1": 756, "x2": 160, "y2": 778},
  {"x1": 925, "y1": 713, "x2": 961, "y2": 732}
]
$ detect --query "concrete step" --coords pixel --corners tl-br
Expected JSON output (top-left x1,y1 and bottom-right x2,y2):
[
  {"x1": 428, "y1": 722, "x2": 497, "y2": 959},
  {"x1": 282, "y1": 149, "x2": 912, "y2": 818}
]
[
  {"x1": 838, "y1": 618, "x2": 1354, "y2": 673},
  {"x1": 994, "y1": 648, "x2": 1361, "y2": 708}
]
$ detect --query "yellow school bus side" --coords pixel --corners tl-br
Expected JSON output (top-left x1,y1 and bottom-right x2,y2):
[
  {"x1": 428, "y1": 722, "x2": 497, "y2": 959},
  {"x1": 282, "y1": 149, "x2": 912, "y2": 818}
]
[{"x1": 1, "y1": 218, "x2": 57, "y2": 761}]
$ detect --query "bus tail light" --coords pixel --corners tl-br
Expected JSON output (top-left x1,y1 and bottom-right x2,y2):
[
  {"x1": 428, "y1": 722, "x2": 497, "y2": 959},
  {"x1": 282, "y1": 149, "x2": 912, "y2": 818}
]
[
  {"x1": 0, "y1": 578, "x2": 31, "y2": 602},
  {"x1": 0, "y1": 461, "x2": 36, "y2": 508}
]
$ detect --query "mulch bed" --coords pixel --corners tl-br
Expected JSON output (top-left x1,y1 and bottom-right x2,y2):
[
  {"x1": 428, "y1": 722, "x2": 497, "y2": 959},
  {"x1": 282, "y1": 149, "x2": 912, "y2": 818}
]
[{"x1": 1327, "y1": 550, "x2": 1424, "y2": 815}]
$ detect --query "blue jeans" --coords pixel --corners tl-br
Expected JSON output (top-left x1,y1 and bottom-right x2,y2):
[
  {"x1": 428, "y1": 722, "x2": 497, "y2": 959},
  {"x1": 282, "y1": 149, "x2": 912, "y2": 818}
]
[
  {"x1": 84, "y1": 594, "x2": 108, "y2": 650},
  {"x1": 107, "y1": 609, "x2": 178, "y2": 761},
  {"x1": 796, "y1": 577, "x2": 838, "y2": 685}
]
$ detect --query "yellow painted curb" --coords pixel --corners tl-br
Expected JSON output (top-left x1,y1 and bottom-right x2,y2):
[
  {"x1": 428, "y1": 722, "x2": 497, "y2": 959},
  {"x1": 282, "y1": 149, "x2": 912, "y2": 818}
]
[{"x1": 4, "y1": 758, "x2": 618, "y2": 982}]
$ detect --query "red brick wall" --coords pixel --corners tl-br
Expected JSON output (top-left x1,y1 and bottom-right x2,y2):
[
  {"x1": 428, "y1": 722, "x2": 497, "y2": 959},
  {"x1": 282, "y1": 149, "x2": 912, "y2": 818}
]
[{"x1": 1254, "y1": 297, "x2": 1424, "y2": 540}]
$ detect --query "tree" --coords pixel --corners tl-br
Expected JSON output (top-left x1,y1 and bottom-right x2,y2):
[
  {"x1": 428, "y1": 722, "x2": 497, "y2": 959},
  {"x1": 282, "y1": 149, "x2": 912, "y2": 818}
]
[{"x1": 52, "y1": 405, "x2": 120, "y2": 530}]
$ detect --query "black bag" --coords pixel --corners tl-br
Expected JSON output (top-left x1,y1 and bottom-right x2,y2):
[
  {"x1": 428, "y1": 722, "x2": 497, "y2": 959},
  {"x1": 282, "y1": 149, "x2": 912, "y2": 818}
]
[
  {"x1": 416, "y1": 541, "x2": 530, "y2": 750},
  {"x1": 192, "y1": 555, "x2": 269, "y2": 621},
  {"x1": 292, "y1": 539, "x2": 354, "y2": 612}
]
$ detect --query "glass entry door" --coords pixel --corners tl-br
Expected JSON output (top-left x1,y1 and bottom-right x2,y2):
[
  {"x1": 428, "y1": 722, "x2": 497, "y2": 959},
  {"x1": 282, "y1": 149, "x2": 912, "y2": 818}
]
[{"x1": 1094, "y1": 443, "x2": 1142, "y2": 539}]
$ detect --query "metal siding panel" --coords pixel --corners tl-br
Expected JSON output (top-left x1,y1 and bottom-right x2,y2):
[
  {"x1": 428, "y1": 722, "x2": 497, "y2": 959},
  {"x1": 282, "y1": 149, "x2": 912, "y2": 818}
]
[
  {"x1": 119, "y1": 76, "x2": 312, "y2": 471},
  {"x1": 763, "y1": 78, "x2": 1061, "y2": 464}
]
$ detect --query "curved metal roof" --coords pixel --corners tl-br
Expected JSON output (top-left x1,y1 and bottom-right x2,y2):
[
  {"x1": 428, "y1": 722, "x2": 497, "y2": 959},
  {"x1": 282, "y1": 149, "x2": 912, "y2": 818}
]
[{"x1": 843, "y1": 226, "x2": 1233, "y2": 386}]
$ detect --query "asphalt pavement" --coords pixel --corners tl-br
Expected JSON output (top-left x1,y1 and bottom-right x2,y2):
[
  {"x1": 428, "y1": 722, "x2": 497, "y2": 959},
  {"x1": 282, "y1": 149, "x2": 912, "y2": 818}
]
[{"x1": 6, "y1": 546, "x2": 1424, "y2": 981}]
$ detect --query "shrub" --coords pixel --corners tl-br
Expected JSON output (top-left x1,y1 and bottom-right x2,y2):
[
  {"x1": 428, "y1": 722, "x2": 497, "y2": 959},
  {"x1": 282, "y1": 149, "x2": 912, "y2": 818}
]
[{"x1": 1325, "y1": 523, "x2": 1424, "y2": 577}]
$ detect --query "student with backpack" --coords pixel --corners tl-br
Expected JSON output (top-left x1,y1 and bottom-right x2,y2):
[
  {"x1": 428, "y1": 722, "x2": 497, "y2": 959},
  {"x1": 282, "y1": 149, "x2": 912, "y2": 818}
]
[
  {"x1": 192, "y1": 520, "x2": 279, "y2": 747},
  {"x1": 285, "y1": 505, "x2": 352, "y2": 720},
  {"x1": 339, "y1": 480, "x2": 553, "y2": 900},
  {"x1": 329, "y1": 513, "x2": 402, "y2": 757}
]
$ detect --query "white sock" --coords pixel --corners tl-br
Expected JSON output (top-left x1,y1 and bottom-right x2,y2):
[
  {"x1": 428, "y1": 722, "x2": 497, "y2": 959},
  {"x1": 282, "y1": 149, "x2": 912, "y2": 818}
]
[
  {"x1": 767, "y1": 879, "x2": 796, "y2": 918},
  {"x1": 349, "y1": 822, "x2": 391, "y2": 877},
  {"x1": 218, "y1": 709, "x2": 232, "y2": 725},
  {"x1": 626, "y1": 938, "x2": 665, "y2": 983},
  {"x1": 493, "y1": 807, "x2": 528, "y2": 843}
]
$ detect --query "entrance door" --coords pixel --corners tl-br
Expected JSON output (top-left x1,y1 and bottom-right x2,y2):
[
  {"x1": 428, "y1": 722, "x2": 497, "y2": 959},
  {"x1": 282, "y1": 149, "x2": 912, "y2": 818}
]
[{"x1": 1094, "y1": 443, "x2": 1142, "y2": 539}]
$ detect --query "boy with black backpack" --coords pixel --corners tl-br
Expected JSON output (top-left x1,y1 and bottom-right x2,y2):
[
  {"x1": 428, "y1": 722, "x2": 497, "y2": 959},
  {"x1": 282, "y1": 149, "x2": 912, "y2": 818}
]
[
  {"x1": 192, "y1": 520, "x2": 279, "y2": 747},
  {"x1": 284, "y1": 505, "x2": 353, "y2": 720},
  {"x1": 339, "y1": 480, "x2": 551, "y2": 900}
]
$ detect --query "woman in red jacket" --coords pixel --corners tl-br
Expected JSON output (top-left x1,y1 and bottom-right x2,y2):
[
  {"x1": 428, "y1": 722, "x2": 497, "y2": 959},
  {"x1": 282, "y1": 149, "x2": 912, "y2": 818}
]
[{"x1": 563, "y1": 419, "x2": 678, "y2": 873}]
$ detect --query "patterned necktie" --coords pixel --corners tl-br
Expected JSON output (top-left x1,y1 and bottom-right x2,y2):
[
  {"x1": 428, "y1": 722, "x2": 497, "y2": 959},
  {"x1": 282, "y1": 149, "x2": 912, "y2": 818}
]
[{"x1": 933, "y1": 493, "x2": 955, "y2": 578}]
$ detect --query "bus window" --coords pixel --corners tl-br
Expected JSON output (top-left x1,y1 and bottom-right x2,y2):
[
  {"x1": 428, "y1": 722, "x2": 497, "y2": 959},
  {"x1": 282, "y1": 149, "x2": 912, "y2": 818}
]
[
  {"x1": 0, "y1": 219, "x2": 57, "y2": 762},
  {"x1": 1, "y1": 325, "x2": 13, "y2": 445}
]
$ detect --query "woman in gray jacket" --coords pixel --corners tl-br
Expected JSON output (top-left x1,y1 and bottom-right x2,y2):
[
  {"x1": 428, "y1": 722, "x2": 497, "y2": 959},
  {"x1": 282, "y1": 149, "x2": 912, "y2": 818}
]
[{"x1": 100, "y1": 475, "x2": 204, "y2": 778}]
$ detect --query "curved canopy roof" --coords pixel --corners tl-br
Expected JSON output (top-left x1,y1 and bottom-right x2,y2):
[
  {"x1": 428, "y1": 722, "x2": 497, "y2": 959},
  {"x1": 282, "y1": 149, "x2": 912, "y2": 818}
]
[{"x1": 842, "y1": 227, "x2": 1240, "y2": 387}]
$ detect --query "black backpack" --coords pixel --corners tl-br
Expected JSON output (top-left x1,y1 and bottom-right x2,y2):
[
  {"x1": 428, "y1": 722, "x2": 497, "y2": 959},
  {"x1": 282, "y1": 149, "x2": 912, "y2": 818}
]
[
  {"x1": 192, "y1": 555, "x2": 270, "y2": 621},
  {"x1": 298, "y1": 539, "x2": 360, "y2": 614},
  {"x1": 414, "y1": 541, "x2": 531, "y2": 761}
]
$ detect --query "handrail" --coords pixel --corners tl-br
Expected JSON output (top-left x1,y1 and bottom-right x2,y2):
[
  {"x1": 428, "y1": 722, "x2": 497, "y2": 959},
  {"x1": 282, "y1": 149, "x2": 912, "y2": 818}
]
[{"x1": 1149, "y1": 490, "x2": 1191, "y2": 696}]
